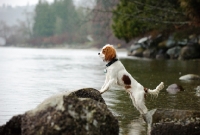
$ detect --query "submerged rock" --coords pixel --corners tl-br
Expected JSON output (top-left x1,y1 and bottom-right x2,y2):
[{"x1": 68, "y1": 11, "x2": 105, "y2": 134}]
[
  {"x1": 166, "y1": 84, "x2": 184, "y2": 94},
  {"x1": 144, "y1": 109, "x2": 200, "y2": 135},
  {"x1": 0, "y1": 88, "x2": 119, "y2": 135},
  {"x1": 179, "y1": 74, "x2": 200, "y2": 80},
  {"x1": 195, "y1": 86, "x2": 200, "y2": 97}
]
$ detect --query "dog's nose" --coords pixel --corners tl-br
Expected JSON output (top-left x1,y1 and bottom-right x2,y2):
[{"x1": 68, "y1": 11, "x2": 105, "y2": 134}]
[{"x1": 98, "y1": 53, "x2": 100, "y2": 55}]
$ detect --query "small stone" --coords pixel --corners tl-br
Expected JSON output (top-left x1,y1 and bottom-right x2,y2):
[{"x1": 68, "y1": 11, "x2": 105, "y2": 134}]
[
  {"x1": 166, "y1": 84, "x2": 184, "y2": 94},
  {"x1": 179, "y1": 74, "x2": 200, "y2": 80}
]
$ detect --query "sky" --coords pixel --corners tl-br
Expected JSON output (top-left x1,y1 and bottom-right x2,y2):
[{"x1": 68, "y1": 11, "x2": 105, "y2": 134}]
[{"x1": 0, "y1": 0, "x2": 81, "y2": 7}]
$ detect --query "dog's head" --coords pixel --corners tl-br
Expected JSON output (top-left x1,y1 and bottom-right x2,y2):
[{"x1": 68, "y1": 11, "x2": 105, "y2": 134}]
[{"x1": 98, "y1": 44, "x2": 116, "y2": 62}]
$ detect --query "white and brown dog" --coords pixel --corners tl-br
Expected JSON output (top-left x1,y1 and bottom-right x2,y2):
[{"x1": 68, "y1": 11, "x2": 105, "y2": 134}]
[{"x1": 98, "y1": 44, "x2": 164, "y2": 114}]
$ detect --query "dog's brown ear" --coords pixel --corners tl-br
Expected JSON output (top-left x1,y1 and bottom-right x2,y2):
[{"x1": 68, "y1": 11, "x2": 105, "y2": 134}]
[{"x1": 104, "y1": 46, "x2": 116, "y2": 61}]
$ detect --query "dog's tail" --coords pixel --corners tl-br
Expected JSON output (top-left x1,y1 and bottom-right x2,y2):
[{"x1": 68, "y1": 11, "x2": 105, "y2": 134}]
[{"x1": 146, "y1": 82, "x2": 164, "y2": 97}]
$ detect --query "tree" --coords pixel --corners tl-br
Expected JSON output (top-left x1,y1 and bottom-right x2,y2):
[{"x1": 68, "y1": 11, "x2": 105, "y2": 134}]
[
  {"x1": 179, "y1": 0, "x2": 200, "y2": 25},
  {"x1": 112, "y1": 0, "x2": 190, "y2": 42},
  {"x1": 53, "y1": 0, "x2": 80, "y2": 35},
  {"x1": 112, "y1": 0, "x2": 148, "y2": 42},
  {"x1": 33, "y1": 0, "x2": 55, "y2": 37},
  {"x1": 90, "y1": 0, "x2": 128, "y2": 47},
  {"x1": 0, "y1": 21, "x2": 11, "y2": 41},
  {"x1": 32, "y1": 0, "x2": 83, "y2": 44}
]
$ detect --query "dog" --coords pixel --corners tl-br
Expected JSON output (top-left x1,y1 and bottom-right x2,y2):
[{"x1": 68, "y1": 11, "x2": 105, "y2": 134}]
[{"x1": 98, "y1": 44, "x2": 164, "y2": 114}]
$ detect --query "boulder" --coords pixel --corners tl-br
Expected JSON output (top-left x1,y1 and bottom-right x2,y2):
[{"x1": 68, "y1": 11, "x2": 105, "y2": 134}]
[
  {"x1": 158, "y1": 40, "x2": 167, "y2": 48},
  {"x1": 166, "y1": 46, "x2": 181, "y2": 59},
  {"x1": 178, "y1": 45, "x2": 200, "y2": 60},
  {"x1": 143, "y1": 49, "x2": 156, "y2": 58},
  {"x1": 166, "y1": 84, "x2": 184, "y2": 94},
  {"x1": 144, "y1": 109, "x2": 200, "y2": 135},
  {"x1": 130, "y1": 47, "x2": 144, "y2": 57},
  {"x1": 0, "y1": 88, "x2": 119, "y2": 135},
  {"x1": 179, "y1": 74, "x2": 200, "y2": 80},
  {"x1": 129, "y1": 44, "x2": 142, "y2": 53},
  {"x1": 0, "y1": 115, "x2": 22, "y2": 135}
]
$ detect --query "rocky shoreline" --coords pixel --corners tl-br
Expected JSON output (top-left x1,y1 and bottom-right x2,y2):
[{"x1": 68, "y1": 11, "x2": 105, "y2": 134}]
[
  {"x1": 1, "y1": 87, "x2": 200, "y2": 135},
  {"x1": 128, "y1": 34, "x2": 200, "y2": 60}
]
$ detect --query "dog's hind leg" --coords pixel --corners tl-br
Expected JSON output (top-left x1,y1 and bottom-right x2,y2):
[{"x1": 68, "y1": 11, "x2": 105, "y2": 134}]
[
  {"x1": 135, "y1": 101, "x2": 148, "y2": 114},
  {"x1": 133, "y1": 92, "x2": 148, "y2": 114},
  {"x1": 129, "y1": 92, "x2": 146, "y2": 114},
  {"x1": 136, "y1": 94, "x2": 148, "y2": 114}
]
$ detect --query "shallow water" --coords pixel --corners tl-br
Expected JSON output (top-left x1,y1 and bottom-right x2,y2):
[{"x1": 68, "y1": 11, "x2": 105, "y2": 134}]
[{"x1": 0, "y1": 47, "x2": 200, "y2": 135}]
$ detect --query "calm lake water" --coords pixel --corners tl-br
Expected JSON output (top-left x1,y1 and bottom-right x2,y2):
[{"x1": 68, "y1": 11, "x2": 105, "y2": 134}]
[{"x1": 0, "y1": 47, "x2": 200, "y2": 135}]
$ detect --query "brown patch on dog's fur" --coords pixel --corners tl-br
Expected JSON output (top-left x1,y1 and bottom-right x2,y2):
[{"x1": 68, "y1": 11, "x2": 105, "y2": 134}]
[
  {"x1": 122, "y1": 75, "x2": 131, "y2": 85},
  {"x1": 125, "y1": 85, "x2": 131, "y2": 89},
  {"x1": 144, "y1": 87, "x2": 148, "y2": 99},
  {"x1": 103, "y1": 46, "x2": 116, "y2": 61},
  {"x1": 144, "y1": 87, "x2": 148, "y2": 93}
]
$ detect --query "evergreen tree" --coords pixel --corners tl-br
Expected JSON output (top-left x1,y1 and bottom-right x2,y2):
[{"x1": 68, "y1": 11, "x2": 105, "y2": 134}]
[
  {"x1": 31, "y1": 0, "x2": 86, "y2": 44},
  {"x1": 112, "y1": 0, "x2": 188, "y2": 42},
  {"x1": 33, "y1": 0, "x2": 55, "y2": 37},
  {"x1": 52, "y1": 0, "x2": 79, "y2": 35},
  {"x1": 179, "y1": 0, "x2": 200, "y2": 25}
]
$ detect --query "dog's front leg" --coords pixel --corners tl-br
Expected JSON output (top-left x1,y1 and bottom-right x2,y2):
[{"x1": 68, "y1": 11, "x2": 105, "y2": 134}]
[
  {"x1": 100, "y1": 78, "x2": 115, "y2": 94},
  {"x1": 101, "y1": 75, "x2": 108, "y2": 91}
]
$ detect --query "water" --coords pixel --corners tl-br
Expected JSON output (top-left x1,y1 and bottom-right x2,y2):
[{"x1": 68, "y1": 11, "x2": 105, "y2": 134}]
[{"x1": 0, "y1": 47, "x2": 200, "y2": 135}]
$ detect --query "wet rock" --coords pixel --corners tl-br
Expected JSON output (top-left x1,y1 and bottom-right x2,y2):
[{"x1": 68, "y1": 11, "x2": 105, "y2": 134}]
[
  {"x1": 178, "y1": 45, "x2": 200, "y2": 60},
  {"x1": 195, "y1": 86, "x2": 200, "y2": 97},
  {"x1": 130, "y1": 47, "x2": 144, "y2": 57},
  {"x1": 158, "y1": 40, "x2": 167, "y2": 48},
  {"x1": 179, "y1": 74, "x2": 200, "y2": 80},
  {"x1": 166, "y1": 46, "x2": 181, "y2": 59},
  {"x1": 129, "y1": 44, "x2": 142, "y2": 53},
  {"x1": 69, "y1": 88, "x2": 106, "y2": 104},
  {"x1": 166, "y1": 84, "x2": 184, "y2": 94},
  {"x1": 155, "y1": 54, "x2": 169, "y2": 60},
  {"x1": 144, "y1": 108, "x2": 200, "y2": 135},
  {"x1": 143, "y1": 49, "x2": 156, "y2": 58},
  {"x1": 0, "y1": 115, "x2": 22, "y2": 135},
  {"x1": 166, "y1": 36, "x2": 176, "y2": 48},
  {"x1": 195, "y1": 86, "x2": 200, "y2": 91},
  {"x1": 0, "y1": 88, "x2": 119, "y2": 135}
]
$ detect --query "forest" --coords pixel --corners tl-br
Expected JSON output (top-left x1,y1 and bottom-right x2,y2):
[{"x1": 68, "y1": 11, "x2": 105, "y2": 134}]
[{"x1": 0, "y1": 0, "x2": 200, "y2": 48}]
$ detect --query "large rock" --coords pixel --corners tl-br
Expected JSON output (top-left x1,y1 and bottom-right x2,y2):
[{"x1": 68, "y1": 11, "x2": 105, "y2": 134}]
[
  {"x1": 166, "y1": 46, "x2": 181, "y2": 59},
  {"x1": 0, "y1": 88, "x2": 119, "y2": 135},
  {"x1": 130, "y1": 47, "x2": 144, "y2": 57},
  {"x1": 178, "y1": 45, "x2": 200, "y2": 60},
  {"x1": 0, "y1": 115, "x2": 22, "y2": 135},
  {"x1": 144, "y1": 109, "x2": 200, "y2": 135},
  {"x1": 143, "y1": 49, "x2": 156, "y2": 58}
]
